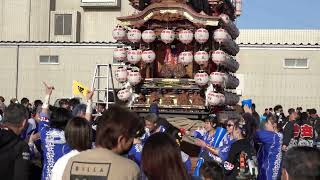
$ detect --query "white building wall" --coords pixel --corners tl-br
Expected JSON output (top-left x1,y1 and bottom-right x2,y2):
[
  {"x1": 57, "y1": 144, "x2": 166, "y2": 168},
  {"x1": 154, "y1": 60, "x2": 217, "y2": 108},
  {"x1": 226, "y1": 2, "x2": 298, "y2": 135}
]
[
  {"x1": 14, "y1": 45, "x2": 120, "y2": 102},
  {"x1": 237, "y1": 47, "x2": 320, "y2": 113},
  {"x1": 0, "y1": 46, "x2": 18, "y2": 100}
]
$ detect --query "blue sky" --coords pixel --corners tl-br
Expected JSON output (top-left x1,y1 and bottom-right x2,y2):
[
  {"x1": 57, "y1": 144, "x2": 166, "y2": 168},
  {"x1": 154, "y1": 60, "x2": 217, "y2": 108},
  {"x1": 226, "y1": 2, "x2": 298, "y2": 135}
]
[{"x1": 237, "y1": 0, "x2": 320, "y2": 29}]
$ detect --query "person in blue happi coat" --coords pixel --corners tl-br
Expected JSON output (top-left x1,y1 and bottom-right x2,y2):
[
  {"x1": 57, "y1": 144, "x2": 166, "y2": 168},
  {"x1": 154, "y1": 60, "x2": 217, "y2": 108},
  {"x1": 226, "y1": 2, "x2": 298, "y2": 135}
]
[
  {"x1": 194, "y1": 115, "x2": 221, "y2": 162},
  {"x1": 256, "y1": 114, "x2": 282, "y2": 180}
]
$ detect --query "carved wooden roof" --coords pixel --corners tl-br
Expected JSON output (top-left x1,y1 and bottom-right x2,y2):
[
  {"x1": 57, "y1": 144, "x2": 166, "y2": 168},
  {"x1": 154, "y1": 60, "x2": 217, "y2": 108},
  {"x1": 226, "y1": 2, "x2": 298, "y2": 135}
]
[{"x1": 118, "y1": 1, "x2": 220, "y2": 27}]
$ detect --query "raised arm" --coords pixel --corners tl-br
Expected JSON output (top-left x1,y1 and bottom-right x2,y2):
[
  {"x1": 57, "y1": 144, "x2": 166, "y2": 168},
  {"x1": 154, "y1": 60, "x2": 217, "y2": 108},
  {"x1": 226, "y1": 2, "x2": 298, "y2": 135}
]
[
  {"x1": 85, "y1": 90, "x2": 94, "y2": 121},
  {"x1": 41, "y1": 82, "x2": 54, "y2": 115}
]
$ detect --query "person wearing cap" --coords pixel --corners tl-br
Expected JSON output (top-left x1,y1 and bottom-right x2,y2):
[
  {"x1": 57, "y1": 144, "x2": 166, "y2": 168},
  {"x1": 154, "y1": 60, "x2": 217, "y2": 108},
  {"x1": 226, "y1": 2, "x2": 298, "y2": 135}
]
[{"x1": 0, "y1": 103, "x2": 31, "y2": 180}]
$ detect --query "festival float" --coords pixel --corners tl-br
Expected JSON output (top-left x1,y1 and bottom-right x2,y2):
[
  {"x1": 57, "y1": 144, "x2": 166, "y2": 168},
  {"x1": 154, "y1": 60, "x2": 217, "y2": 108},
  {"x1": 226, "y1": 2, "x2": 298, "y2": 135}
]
[{"x1": 112, "y1": 0, "x2": 242, "y2": 121}]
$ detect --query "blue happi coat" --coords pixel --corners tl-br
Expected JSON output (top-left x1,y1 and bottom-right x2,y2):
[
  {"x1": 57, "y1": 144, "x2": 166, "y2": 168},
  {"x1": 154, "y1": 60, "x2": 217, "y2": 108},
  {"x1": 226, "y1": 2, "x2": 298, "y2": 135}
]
[
  {"x1": 129, "y1": 125, "x2": 166, "y2": 165},
  {"x1": 194, "y1": 131, "x2": 221, "y2": 162},
  {"x1": 218, "y1": 134, "x2": 236, "y2": 162},
  {"x1": 39, "y1": 113, "x2": 71, "y2": 180},
  {"x1": 256, "y1": 130, "x2": 282, "y2": 180},
  {"x1": 129, "y1": 125, "x2": 191, "y2": 173}
]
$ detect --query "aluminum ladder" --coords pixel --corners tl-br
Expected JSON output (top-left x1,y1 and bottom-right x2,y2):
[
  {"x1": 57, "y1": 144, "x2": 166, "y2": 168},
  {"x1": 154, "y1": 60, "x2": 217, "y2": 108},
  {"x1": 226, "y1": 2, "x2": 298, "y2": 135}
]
[{"x1": 91, "y1": 64, "x2": 117, "y2": 109}]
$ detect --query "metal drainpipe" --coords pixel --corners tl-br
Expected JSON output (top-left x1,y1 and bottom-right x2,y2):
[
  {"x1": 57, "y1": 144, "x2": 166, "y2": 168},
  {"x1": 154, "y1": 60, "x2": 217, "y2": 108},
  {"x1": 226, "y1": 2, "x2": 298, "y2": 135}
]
[
  {"x1": 15, "y1": 45, "x2": 20, "y2": 99},
  {"x1": 28, "y1": 0, "x2": 31, "y2": 41}
]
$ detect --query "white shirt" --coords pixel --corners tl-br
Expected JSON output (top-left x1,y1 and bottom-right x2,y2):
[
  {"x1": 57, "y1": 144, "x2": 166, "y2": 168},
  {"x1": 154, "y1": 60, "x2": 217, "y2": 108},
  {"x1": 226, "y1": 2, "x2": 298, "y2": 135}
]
[
  {"x1": 28, "y1": 118, "x2": 37, "y2": 130},
  {"x1": 50, "y1": 150, "x2": 79, "y2": 180}
]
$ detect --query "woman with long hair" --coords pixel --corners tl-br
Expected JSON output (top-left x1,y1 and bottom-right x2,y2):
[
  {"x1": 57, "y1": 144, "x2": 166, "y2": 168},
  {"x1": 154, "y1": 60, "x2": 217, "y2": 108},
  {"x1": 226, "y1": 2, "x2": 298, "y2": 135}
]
[
  {"x1": 141, "y1": 133, "x2": 190, "y2": 180},
  {"x1": 223, "y1": 119, "x2": 257, "y2": 180}
]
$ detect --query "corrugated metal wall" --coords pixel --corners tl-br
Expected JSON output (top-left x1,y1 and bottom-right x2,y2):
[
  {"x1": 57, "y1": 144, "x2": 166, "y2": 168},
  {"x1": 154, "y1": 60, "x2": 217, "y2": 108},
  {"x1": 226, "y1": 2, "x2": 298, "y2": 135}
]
[
  {"x1": 30, "y1": 0, "x2": 50, "y2": 41},
  {"x1": 237, "y1": 29, "x2": 320, "y2": 45},
  {"x1": 0, "y1": 0, "x2": 135, "y2": 42},
  {"x1": 0, "y1": 0, "x2": 30, "y2": 41}
]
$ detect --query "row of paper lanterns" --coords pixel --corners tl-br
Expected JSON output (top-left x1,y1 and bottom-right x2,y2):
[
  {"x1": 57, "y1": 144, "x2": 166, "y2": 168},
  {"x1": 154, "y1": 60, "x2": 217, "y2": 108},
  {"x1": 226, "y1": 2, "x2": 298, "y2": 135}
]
[
  {"x1": 207, "y1": 91, "x2": 239, "y2": 106},
  {"x1": 194, "y1": 71, "x2": 239, "y2": 88},
  {"x1": 118, "y1": 87, "x2": 239, "y2": 106},
  {"x1": 115, "y1": 66, "x2": 239, "y2": 89},
  {"x1": 117, "y1": 87, "x2": 239, "y2": 106},
  {"x1": 114, "y1": 48, "x2": 239, "y2": 70},
  {"x1": 115, "y1": 66, "x2": 141, "y2": 85},
  {"x1": 113, "y1": 27, "x2": 234, "y2": 44}
]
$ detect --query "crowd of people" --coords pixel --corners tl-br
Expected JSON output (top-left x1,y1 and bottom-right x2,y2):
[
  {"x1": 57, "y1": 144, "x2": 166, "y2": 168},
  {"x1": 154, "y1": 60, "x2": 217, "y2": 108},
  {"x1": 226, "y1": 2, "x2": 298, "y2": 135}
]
[{"x1": 0, "y1": 84, "x2": 320, "y2": 180}]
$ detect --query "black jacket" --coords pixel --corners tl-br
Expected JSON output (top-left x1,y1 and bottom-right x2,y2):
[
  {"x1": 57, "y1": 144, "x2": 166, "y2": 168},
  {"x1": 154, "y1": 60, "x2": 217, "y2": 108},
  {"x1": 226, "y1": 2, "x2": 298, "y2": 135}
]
[
  {"x1": 0, "y1": 127, "x2": 30, "y2": 180},
  {"x1": 282, "y1": 121, "x2": 294, "y2": 146}
]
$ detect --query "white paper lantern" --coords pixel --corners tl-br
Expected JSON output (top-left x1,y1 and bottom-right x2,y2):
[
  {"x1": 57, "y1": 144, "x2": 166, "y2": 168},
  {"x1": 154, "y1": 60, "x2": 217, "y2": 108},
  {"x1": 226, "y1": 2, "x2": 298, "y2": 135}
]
[
  {"x1": 212, "y1": 50, "x2": 226, "y2": 65},
  {"x1": 207, "y1": 92, "x2": 224, "y2": 106},
  {"x1": 195, "y1": 28, "x2": 209, "y2": 44},
  {"x1": 127, "y1": 49, "x2": 142, "y2": 65},
  {"x1": 178, "y1": 30, "x2": 193, "y2": 44},
  {"x1": 178, "y1": 51, "x2": 193, "y2": 65},
  {"x1": 141, "y1": 50, "x2": 156, "y2": 64},
  {"x1": 115, "y1": 67, "x2": 128, "y2": 83},
  {"x1": 113, "y1": 48, "x2": 127, "y2": 62},
  {"x1": 161, "y1": 29, "x2": 175, "y2": 44},
  {"x1": 194, "y1": 51, "x2": 209, "y2": 65},
  {"x1": 117, "y1": 88, "x2": 131, "y2": 101},
  {"x1": 194, "y1": 71, "x2": 209, "y2": 86},
  {"x1": 236, "y1": 0, "x2": 242, "y2": 16},
  {"x1": 142, "y1": 30, "x2": 156, "y2": 43},
  {"x1": 210, "y1": 72, "x2": 225, "y2": 86},
  {"x1": 213, "y1": 28, "x2": 231, "y2": 43},
  {"x1": 112, "y1": 26, "x2": 126, "y2": 41},
  {"x1": 127, "y1": 70, "x2": 141, "y2": 86},
  {"x1": 127, "y1": 29, "x2": 141, "y2": 43}
]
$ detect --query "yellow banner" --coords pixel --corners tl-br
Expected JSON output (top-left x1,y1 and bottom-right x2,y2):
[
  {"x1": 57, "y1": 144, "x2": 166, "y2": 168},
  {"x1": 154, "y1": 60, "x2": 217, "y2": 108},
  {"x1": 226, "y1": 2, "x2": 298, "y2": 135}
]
[{"x1": 72, "y1": 81, "x2": 89, "y2": 97}]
